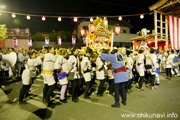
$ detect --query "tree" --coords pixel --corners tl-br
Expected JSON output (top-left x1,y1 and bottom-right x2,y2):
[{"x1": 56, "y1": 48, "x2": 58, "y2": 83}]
[
  {"x1": 32, "y1": 33, "x2": 45, "y2": 41},
  {"x1": 0, "y1": 24, "x2": 8, "y2": 39}
]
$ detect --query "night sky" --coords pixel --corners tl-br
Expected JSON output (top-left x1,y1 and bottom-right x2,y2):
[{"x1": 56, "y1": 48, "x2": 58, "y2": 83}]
[{"x1": 0, "y1": 0, "x2": 159, "y2": 34}]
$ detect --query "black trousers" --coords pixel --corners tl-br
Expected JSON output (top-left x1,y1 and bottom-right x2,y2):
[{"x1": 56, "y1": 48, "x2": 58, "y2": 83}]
[
  {"x1": 147, "y1": 73, "x2": 155, "y2": 86},
  {"x1": 114, "y1": 82, "x2": 127, "y2": 104},
  {"x1": 108, "y1": 79, "x2": 114, "y2": 94},
  {"x1": 71, "y1": 79, "x2": 82, "y2": 100},
  {"x1": 84, "y1": 81, "x2": 92, "y2": 97},
  {"x1": 134, "y1": 72, "x2": 139, "y2": 84},
  {"x1": 43, "y1": 84, "x2": 56, "y2": 102},
  {"x1": 97, "y1": 79, "x2": 105, "y2": 95},
  {"x1": 165, "y1": 68, "x2": 172, "y2": 78},
  {"x1": 92, "y1": 71, "x2": 96, "y2": 84},
  {"x1": 71, "y1": 80, "x2": 77, "y2": 100},
  {"x1": 126, "y1": 79, "x2": 133, "y2": 90},
  {"x1": 19, "y1": 85, "x2": 30, "y2": 102},
  {"x1": 138, "y1": 76, "x2": 144, "y2": 89}
]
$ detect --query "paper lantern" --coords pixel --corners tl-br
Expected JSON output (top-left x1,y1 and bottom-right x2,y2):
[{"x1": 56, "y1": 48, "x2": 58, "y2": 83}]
[
  {"x1": 90, "y1": 17, "x2": 93, "y2": 22},
  {"x1": 58, "y1": 17, "x2": 62, "y2": 22},
  {"x1": 81, "y1": 29, "x2": 86, "y2": 36},
  {"x1": 42, "y1": 16, "x2": 46, "y2": 21},
  {"x1": 115, "y1": 26, "x2": 120, "y2": 35},
  {"x1": 118, "y1": 16, "x2": 122, "y2": 21},
  {"x1": 12, "y1": 13, "x2": 16, "y2": 18},
  {"x1": 26, "y1": 15, "x2": 31, "y2": 20},
  {"x1": 74, "y1": 17, "x2": 78, "y2": 22},
  {"x1": 140, "y1": 14, "x2": 144, "y2": 19}
]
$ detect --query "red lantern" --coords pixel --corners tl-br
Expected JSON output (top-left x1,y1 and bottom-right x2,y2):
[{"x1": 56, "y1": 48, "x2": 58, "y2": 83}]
[
  {"x1": 81, "y1": 29, "x2": 86, "y2": 36},
  {"x1": 95, "y1": 38, "x2": 99, "y2": 43},
  {"x1": 105, "y1": 39, "x2": 110, "y2": 43},
  {"x1": 89, "y1": 23, "x2": 95, "y2": 33},
  {"x1": 115, "y1": 26, "x2": 120, "y2": 35}
]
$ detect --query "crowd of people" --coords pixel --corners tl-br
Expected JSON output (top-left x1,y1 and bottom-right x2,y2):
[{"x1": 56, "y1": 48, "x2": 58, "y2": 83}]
[{"x1": 0, "y1": 45, "x2": 180, "y2": 108}]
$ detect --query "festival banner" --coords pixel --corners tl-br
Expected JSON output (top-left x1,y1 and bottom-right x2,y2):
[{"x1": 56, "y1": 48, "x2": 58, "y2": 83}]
[
  {"x1": 168, "y1": 15, "x2": 180, "y2": 49},
  {"x1": 83, "y1": 36, "x2": 87, "y2": 45},
  {"x1": 45, "y1": 37, "x2": 49, "y2": 46},
  {"x1": 57, "y1": 36, "x2": 62, "y2": 46},
  {"x1": 13, "y1": 37, "x2": 18, "y2": 47},
  {"x1": 28, "y1": 37, "x2": 32, "y2": 47},
  {"x1": 72, "y1": 35, "x2": 76, "y2": 45}
]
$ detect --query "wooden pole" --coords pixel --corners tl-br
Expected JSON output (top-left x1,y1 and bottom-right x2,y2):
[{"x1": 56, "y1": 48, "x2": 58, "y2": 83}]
[
  {"x1": 160, "y1": 13, "x2": 163, "y2": 39},
  {"x1": 154, "y1": 10, "x2": 158, "y2": 48},
  {"x1": 165, "y1": 15, "x2": 168, "y2": 51}
]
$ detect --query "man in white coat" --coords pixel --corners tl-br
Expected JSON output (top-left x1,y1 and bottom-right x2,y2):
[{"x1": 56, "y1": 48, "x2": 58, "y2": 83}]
[
  {"x1": 42, "y1": 46, "x2": 56, "y2": 105},
  {"x1": 81, "y1": 48, "x2": 93, "y2": 99}
]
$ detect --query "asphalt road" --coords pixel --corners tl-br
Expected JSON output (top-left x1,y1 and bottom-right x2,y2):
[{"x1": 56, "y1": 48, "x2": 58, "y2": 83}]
[{"x1": 0, "y1": 73, "x2": 180, "y2": 120}]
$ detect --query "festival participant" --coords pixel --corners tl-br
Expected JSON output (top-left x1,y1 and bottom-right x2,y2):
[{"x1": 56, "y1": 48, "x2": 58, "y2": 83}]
[
  {"x1": 155, "y1": 49, "x2": 160, "y2": 85},
  {"x1": 145, "y1": 48, "x2": 157, "y2": 90},
  {"x1": 17, "y1": 48, "x2": 24, "y2": 79},
  {"x1": 136, "y1": 48, "x2": 145, "y2": 91},
  {"x1": 100, "y1": 49, "x2": 128, "y2": 108},
  {"x1": 19, "y1": 51, "x2": 43, "y2": 104},
  {"x1": 20, "y1": 50, "x2": 30, "y2": 76},
  {"x1": 106, "y1": 61, "x2": 114, "y2": 96},
  {"x1": 171, "y1": 49, "x2": 180, "y2": 77},
  {"x1": 0, "y1": 48, "x2": 12, "y2": 84},
  {"x1": 55, "y1": 48, "x2": 70, "y2": 103},
  {"x1": 96, "y1": 49, "x2": 106, "y2": 96},
  {"x1": 42, "y1": 45, "x2": 56, "y2": 105},
  {"x1": 67, "y1": 47, "x2": 82, "y2": 102},
  {"x1": 81, "y1": 48, "x2": 93, "y2": 99},
  {"x1": 125, "y1": 49, "x2": 134, "y2": 93},
  {"x1": 165, "y1": 51, "x2": 173, "y2": 79}
]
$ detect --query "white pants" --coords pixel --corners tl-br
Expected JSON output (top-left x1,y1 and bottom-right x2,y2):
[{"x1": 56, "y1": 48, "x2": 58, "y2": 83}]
[{"x1": 155, "y1": 73, "x2": 160, "y2": 84}]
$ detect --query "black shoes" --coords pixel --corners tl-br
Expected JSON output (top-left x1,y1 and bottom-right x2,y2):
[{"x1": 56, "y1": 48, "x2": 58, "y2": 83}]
[
  {"x1": 72, "y1": 98, "x2": 78, "y2": 103},
  {"x1": 60, "y1": 99, "x2": 68, "y2": 103},
  {"x1": 96, "y1": 94, "x2": 103, "y2": 97},
  {"x1": 84, "y1": 96, "x2": 91, "y2": 99},
  {"x1": 111, "y1": 103, "x2": 120, "y2": 108},
  {"x1": 121, "y1": 101, "x2": 126, "y2": 105},
  {"x1": 19, "y1": 101, "x2": 27, "y2": 105}
]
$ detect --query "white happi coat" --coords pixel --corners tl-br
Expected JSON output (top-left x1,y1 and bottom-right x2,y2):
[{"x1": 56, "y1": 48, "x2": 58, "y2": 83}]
[
  {"x1": 55, "y1": 55, "x2": 69, "y2": 85},
  {"x1": 81, "y1": 55, "x2": 91, "y2": 82},
  {"x1": 96, "y1": 57, "x2": 105, "y2": 80},
  {"x1": 165, "y1": 54, "x2": 174, "y2": 68},
  {"x1": 125, "y1": 56, "x2": 134, "y2": 79},
  {"x1": 145, "y1": 54, "x2": 157, "y2": 75},
  {"x1": 68, "y1": 55, "x2": 80, "y2": 79},
  {"x1": 22, "y1": 57, "x2": 42, "y2": 85},
  {"x1": 42, "y1": 53, "x2": 56, "y2": 86},
  {"x1": 136, "y1": 54, "x2": 145, "y2": 76}
]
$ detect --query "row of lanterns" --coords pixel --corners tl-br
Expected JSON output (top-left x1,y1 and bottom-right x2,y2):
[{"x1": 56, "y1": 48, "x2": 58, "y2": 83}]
[
  {"x1": 11, "y1": 13, "x2": 145, "y2": 22},
  {"x1": 80, "y1": 25, "x2": 120, "y2": 36},
  {"x1": 13, "y1": 35, "x2": 77, "y2": 47}
]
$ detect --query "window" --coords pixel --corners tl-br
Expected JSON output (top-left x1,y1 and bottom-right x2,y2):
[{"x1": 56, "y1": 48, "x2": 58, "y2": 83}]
[
  {"x1": 83, "y1": 26, "x2": 88, "y2": 30},
  {"x1": 123, "y1": 30, "x2": 126, "y2": 33}
]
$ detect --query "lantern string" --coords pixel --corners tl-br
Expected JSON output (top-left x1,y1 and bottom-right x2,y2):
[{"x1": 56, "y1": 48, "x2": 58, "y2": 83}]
[{"x1": 0, "y1": 10, "x2": 153, "y2": 18}]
